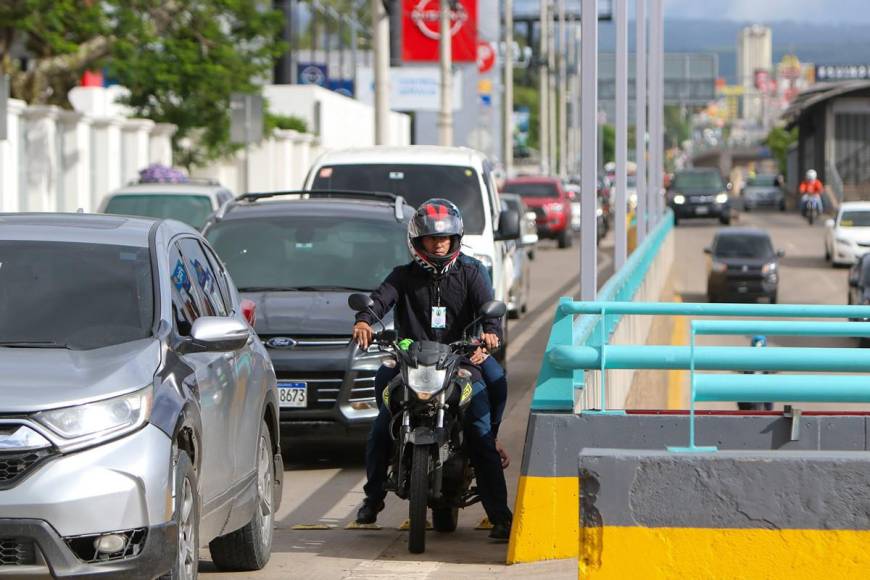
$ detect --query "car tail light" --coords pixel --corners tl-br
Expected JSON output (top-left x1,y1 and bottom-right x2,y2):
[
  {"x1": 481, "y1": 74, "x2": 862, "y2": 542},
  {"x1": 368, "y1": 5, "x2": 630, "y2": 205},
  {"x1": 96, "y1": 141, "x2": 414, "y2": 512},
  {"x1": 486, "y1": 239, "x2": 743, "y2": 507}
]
[{"x1": 241, "y1": 299, "x2": 257, "y2": 327}]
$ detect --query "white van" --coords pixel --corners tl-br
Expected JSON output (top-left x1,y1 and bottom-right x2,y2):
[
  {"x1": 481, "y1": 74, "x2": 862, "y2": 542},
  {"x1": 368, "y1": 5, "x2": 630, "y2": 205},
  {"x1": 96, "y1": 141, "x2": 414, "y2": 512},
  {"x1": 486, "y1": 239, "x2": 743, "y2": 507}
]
[{"x1": 304, "y1": 146, "x2": 520, "y2": 354}]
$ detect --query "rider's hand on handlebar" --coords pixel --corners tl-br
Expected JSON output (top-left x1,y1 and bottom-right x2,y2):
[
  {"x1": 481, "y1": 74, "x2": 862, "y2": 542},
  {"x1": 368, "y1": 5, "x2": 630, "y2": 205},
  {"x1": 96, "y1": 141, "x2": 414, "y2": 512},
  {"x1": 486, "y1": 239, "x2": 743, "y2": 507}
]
[
  {"x1": 470, "y1": 347, "x2": 489, "y2": 365},
  {"x1": 481, "y1": 332, "x2": 500, "y2": 352},
  {"x1": 352, "y1": 321, "x2": 373, "y2": 350}
]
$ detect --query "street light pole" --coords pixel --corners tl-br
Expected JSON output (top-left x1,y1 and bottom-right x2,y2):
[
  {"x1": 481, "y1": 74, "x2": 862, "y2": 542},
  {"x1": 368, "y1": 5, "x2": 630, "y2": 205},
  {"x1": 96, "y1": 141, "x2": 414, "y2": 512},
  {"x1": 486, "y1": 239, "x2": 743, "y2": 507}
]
[
  {"x1": 557, "y1": 0, "x2": 567, "y2": 178},
  {"x1": 580, "y1": 0, "x2": 599, "y2": 301},
  {"x1": 372, "y1": 0, "x2": 390, "y2": 145},
  {"x1": 615, "y1": 0, "x2": 627, "y2": 268},
  {"x1": 539, "y1": 0, "x2": 550, "y2": 174},
  {"x1": 548, "y1": 0, "x2": 557, "y2": 177},
  {"x1": 502, "y1": 0, "x2": 514, "y2": 177},
  {"x1": 438, "y1": 0, "x2": 453, "y2": 146},
  {"x1": 649, "y1": 0, "x2": 663, "y2": 224},
  {"x1": 635, "y1": 0, "x2": 647, "y2": 242}
]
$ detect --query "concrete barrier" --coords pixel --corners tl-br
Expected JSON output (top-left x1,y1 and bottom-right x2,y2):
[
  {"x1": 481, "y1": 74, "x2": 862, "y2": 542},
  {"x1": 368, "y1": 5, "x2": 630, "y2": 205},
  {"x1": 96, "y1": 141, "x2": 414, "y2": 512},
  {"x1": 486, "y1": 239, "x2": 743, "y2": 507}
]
[
  {"x1": 578, "y1": 448, "x2": 870, "y2": 578},
  {"x1": 508, "y1": 411, "x2": 870, "y2": 565}
]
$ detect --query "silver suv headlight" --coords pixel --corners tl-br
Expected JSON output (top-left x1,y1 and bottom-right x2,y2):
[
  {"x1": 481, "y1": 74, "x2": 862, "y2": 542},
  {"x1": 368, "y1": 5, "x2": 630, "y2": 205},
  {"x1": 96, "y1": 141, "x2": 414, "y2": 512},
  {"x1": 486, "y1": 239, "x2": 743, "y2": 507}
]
[
  {"x1": 35, "y1": 387, "x2": 153, "y2": 450},
  {"x1": 406, "y1": 365, "x2": 447, "y2": 400}
]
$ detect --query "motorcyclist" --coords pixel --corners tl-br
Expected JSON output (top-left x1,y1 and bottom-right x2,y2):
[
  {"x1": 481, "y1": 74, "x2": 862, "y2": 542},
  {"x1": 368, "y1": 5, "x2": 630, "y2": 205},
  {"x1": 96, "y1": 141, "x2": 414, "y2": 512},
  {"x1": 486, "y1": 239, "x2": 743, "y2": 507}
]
[
  {"x1": 799, "y1": 169, "x2": 824, "y2": 217},
  {"x1": 352, "y1": 198, "x2": 513, "y2": 540},
  {"x1": 738, "y1": 335, "x2": 774, "y2": 411}
]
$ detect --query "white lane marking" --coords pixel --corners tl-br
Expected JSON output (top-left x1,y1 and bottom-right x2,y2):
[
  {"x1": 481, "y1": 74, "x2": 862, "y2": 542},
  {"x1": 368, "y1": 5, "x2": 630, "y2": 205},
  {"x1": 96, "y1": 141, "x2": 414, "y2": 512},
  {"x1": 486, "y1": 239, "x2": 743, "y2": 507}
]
[{"x1": 342, "y1": 561, "x2": 441, "y2": 579}]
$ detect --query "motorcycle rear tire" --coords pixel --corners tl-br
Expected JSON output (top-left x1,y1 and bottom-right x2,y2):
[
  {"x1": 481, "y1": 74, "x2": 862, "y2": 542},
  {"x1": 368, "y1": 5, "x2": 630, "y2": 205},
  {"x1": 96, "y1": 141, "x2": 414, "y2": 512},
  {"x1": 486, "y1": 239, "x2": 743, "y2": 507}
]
[
  {"x1": 408, "y1": 446, "x2": 430, "y2": 554},
  {"x1": 808, "y1": 210, "x2": 815, "y2": 225},
  {"x1": 432, "y1": 507, "x2": 459, "y2": 533}
]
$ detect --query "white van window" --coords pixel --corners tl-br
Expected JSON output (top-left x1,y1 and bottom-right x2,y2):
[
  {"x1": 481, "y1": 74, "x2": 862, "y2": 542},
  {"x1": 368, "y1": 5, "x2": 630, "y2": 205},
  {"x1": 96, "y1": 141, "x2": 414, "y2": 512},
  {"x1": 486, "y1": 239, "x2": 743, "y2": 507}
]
[{"x1": 312, "y1": 164, "x2": 487, "y2": 234}]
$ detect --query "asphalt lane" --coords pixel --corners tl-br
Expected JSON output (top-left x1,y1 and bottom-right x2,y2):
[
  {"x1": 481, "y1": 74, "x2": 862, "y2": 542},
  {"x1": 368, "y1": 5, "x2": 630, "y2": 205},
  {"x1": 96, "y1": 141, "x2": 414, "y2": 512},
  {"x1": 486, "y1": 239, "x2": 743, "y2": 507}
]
[
  {"x1": 671, "y1": 208, "x2": 862, "y2": 411},
  {"x1": 201, "y1": 234, "x2": 612, "y2": 579}
]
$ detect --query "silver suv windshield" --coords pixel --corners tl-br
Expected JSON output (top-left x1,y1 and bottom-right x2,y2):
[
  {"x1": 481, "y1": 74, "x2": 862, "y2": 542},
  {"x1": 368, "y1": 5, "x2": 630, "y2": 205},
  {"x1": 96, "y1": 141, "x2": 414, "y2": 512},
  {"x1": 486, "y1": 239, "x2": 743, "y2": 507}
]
[
  {"x1": 311, "y1": 164, "x2": 486, "y2": 234},
  {"x1": 206, "y1": 216, "x2": 408, "y2": 292},
  {"x1": 0, "y1": 241, "x2": 154, "y2": 350}
]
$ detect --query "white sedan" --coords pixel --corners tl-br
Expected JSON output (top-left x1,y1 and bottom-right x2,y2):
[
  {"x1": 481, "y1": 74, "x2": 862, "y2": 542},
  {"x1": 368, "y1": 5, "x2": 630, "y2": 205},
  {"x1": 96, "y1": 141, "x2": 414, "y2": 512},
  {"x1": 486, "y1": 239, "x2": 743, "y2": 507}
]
[{"x1": 825, "y1": 202, "x2": 870, "y2": 266}]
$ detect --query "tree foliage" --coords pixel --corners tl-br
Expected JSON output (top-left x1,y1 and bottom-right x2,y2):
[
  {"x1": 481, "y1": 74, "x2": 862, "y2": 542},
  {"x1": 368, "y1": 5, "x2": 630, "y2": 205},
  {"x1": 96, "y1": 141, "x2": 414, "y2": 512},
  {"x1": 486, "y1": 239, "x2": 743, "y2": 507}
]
[
  {"x1": 765, "y1": 126, "x2": 799, "y2": 173},
  {"x1": 1, "y1": 0, "x2": 285, "y2": 167}
]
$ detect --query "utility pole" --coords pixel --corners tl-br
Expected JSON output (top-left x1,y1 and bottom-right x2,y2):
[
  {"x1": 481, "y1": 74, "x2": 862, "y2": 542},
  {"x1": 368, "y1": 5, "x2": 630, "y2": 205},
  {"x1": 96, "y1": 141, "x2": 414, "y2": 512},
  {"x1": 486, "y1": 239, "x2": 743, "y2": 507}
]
[
  {"x1": 438, "y1": 0, "x2": 453, "y2": 146},
  {"x1": 502, "y1": 0, "x2": 514, "y2": 177},
  {"x1": 649, "y1": 0, "x2": 663, "y2": 224},
  {"x1": 635, "y1": 0, "x2": 648, "y2": 242},
  {"x1": 274, "y1": 0, "x2": 293, "y2": 84},
  {"x1": 538, "y1": 0, "x2": 550, "y2": 174},
  {"x1": 614, "y1": 0, "x2": 627, "y2": 268},
  {"x1": 372, "y1": 0, "x2": 390, "y2": 145},
  {"x1": 548, "y1": 0, "x2": 557, "y2": 177},
  {"x1": 557, "y1": 0, "x2": 567, "y2": 178},
  {"x1": 580, "y1": 0, "x2": 599, "y2": 301}
]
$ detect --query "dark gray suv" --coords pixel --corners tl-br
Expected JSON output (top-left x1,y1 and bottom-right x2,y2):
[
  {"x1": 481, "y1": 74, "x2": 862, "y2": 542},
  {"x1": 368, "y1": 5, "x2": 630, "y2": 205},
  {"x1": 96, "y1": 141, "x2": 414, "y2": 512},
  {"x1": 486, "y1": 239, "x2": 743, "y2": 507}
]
[{"x1": 204, "y1": 191, "x2": 412, "y2": 444}]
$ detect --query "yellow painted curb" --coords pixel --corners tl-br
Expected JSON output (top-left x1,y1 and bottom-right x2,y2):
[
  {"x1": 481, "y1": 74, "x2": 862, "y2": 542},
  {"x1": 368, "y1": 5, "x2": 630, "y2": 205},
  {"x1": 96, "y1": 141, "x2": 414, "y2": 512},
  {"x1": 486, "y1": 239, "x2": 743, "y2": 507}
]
[
  {"x1": 507, "y1": 475, "x2": 578, "y2": 564},
  {"x1": 667, "y1": 294, "x2": 688, "y2": 409},
  {"x1": 578, "y1": 525, "x2": 870, "y2": 578}
]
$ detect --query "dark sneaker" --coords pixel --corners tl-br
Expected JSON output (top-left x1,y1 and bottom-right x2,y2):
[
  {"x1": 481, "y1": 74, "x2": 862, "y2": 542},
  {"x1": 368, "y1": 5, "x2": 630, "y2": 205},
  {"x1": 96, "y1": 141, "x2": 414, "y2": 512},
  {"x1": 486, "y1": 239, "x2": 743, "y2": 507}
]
[
  {"x1": 488, "y1": 521, "x2": 511, "y2": 541},
  {"x1": 355, "y1": 499, "x2": 385, "y2": 525}
]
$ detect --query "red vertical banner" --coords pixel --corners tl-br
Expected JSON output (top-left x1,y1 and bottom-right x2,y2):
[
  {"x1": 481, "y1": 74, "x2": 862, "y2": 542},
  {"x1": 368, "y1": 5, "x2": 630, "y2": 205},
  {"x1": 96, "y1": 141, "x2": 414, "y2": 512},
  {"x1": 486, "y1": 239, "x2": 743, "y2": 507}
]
[{"x1": 402, "y1": 0, "x2": 478, "y2": 62}]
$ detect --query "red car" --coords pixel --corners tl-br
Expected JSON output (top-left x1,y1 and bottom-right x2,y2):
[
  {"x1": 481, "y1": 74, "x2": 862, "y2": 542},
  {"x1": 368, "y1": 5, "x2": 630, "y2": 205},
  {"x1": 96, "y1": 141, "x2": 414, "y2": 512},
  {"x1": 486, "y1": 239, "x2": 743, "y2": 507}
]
[{"x1": 502, "y1": 177, "x2": 573, "y2": 248}]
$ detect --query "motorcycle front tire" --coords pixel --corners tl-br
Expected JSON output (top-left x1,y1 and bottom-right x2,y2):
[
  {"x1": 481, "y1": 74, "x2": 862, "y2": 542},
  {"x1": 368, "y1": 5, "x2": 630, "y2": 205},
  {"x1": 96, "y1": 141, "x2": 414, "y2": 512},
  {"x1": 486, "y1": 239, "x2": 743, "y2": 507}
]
[{"x1": 408, "y1": 445, "x2": 430, "y2": 554}]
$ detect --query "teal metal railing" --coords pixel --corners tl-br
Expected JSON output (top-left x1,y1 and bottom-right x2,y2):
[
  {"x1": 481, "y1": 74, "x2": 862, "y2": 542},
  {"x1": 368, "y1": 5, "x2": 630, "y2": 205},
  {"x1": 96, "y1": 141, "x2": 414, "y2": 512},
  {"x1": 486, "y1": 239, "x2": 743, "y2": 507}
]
[
  {"x1": 531, "y1": 210, "x2": 674, "y2": 411},
  {"x1": 535, "y1": 298, "x2": 870, "y2": 451}
]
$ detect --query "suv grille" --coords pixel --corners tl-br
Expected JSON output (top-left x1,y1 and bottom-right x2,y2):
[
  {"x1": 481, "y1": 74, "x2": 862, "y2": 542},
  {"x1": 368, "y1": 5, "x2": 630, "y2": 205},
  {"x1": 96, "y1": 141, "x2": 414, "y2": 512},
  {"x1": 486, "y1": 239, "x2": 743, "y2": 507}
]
[
  {"x1": 277, "y1": 371, "x2": 378, "y2": 410},
  {"x1": 0, "y1": 449, "x2": 52, "y2": 490},
  {"x1": 0, "y1": 538, "x2": 36, "y2": 566}
]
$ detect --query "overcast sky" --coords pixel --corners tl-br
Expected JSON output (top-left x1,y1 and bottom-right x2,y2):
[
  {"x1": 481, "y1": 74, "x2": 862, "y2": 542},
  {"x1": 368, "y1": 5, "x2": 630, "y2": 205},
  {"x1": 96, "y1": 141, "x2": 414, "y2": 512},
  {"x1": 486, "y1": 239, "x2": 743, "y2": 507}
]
[{"x1": 514, "y1": 0, "x2": 870, "y2": 25}]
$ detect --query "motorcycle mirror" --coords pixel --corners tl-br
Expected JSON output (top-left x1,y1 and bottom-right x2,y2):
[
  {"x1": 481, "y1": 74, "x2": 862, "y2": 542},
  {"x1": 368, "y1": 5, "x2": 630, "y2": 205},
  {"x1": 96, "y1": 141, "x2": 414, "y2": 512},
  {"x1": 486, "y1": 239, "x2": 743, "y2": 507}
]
[
  {"x1": 348, "y1": 293, "x2": 374, "y2": 312},
  {"x1": 479, "y1": 300, "x2": 507, "y2": 320}
]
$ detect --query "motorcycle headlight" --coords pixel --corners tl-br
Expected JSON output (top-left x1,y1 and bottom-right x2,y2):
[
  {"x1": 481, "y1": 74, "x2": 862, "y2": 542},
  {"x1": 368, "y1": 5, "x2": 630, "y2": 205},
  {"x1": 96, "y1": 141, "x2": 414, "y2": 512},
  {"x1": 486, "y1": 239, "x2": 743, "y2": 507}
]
[
  {"x1": 406, "y1": 365, "x2": 447, "y2": 401},
  {"x1": 36, "y1": 386, "x2": 152, "y2": 450},
  {"x1": 673, "y1": 194, "x2": 686, "y2": 205},
  {"x1": 715, "y1": 193, "x2": 729, "y2": 204}
]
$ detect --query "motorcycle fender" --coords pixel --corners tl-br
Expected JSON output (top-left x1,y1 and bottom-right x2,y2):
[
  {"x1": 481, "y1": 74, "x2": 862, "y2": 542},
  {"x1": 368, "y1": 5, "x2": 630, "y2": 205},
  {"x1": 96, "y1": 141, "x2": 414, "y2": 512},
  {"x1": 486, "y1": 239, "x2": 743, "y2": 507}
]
[{"x1": 408, "y1": 426, "x2": 437, "y2": 445}]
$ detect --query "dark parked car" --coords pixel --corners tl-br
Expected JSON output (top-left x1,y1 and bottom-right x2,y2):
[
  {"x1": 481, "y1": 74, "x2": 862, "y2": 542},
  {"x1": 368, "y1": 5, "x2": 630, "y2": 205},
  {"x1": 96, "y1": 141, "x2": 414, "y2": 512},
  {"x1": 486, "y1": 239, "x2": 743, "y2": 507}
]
[
  {"x1": 502, "y1": 177, "x2": 573, "y2": 248},
  {"x1": 203, "y1": 191, "x2": 413, "y2": 444},
  {"x1": 742, "y1": 174, "x2": 786, "y2": 212},
  {"x1": 669, "y1": 168, "x2": 733, "y2": 226},
  {"x1": 705, "y1": 228, "x2": 783, "y2": 303}
]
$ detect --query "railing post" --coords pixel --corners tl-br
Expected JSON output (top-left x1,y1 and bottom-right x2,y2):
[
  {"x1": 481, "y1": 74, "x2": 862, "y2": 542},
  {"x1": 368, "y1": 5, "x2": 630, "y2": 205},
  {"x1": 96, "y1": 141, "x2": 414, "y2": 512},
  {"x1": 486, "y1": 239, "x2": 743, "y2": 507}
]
[{"x1": 532, "y1": 297, "x2": 577, "y2": 411}]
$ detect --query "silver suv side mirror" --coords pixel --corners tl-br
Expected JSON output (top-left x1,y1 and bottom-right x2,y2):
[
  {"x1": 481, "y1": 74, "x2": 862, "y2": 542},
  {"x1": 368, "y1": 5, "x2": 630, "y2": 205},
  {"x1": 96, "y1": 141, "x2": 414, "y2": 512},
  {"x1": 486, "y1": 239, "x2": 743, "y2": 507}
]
[{"x1": 182, "y1": 316, "x2": 250, "y2": 354}]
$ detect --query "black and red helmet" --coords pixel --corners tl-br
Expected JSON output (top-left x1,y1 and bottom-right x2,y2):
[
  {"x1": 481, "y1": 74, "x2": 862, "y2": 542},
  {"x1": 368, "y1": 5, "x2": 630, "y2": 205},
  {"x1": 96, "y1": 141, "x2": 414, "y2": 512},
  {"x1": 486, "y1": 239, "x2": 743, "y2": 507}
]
[{"x1": 407, "y1": 198, "x2": 464, "y2": 274}]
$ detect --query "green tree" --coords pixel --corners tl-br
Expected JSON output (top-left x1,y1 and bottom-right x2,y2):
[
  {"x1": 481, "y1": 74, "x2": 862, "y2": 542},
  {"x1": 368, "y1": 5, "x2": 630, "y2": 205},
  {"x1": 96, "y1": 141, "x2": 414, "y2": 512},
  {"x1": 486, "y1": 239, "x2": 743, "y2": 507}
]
[
  {"x1": 1, "y1": 0, "x2": 285, "y2": 167},
  {"x1": 765, "y1": 126, "x2": 798, "y2": 173}
]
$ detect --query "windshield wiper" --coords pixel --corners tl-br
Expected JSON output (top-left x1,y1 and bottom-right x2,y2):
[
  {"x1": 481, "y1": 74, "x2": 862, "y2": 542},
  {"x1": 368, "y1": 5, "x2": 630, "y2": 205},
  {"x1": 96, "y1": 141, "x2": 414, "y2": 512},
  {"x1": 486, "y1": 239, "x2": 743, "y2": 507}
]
[{"x1": 0, "y1": 340, "x2": 70, "y2": 349}]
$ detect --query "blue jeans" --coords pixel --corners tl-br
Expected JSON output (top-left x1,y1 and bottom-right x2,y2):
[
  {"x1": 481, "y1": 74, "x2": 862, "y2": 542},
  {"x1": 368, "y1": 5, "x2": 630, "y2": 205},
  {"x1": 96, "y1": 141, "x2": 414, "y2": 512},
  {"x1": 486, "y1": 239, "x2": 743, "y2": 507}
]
[{"x1": 364, "y1": 361, "x2": 512, "y2": 525}]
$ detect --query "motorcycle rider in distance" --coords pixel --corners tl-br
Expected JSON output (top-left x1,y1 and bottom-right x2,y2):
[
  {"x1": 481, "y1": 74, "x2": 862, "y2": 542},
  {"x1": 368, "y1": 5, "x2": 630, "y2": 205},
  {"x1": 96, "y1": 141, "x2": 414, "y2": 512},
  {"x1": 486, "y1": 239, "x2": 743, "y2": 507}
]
[
  {"x1": 352, "y1": 199, "x2": 513, "y2": 540},
  {"x1": 799, "y1": 169, "x2": 824, "y2": 217}
]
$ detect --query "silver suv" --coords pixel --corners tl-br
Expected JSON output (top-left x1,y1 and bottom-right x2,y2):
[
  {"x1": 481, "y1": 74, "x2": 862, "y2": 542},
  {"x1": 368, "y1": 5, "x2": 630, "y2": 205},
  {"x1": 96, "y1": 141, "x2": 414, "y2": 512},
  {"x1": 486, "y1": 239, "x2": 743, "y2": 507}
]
[{"x1": 0, "y1": 214, "x2": 282, "y2": 579}]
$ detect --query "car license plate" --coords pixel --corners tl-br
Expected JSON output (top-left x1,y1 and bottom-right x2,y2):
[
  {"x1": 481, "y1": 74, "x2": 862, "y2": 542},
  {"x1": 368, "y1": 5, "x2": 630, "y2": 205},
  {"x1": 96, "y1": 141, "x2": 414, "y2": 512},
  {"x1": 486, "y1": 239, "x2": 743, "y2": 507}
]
[
  {"x1": 695, "y1": 206, "x2": 709, "y2": 215},
  {"x1": 278, "y1": 382, "x2": 307, "y2": 408}
]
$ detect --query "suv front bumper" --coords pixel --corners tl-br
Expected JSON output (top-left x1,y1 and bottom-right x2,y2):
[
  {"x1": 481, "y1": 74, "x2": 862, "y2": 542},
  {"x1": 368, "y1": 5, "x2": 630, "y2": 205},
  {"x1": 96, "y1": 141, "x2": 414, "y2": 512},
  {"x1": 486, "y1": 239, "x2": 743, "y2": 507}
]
[{"x1": 0, "y1": 424, "x2": 175, "y2": 578}]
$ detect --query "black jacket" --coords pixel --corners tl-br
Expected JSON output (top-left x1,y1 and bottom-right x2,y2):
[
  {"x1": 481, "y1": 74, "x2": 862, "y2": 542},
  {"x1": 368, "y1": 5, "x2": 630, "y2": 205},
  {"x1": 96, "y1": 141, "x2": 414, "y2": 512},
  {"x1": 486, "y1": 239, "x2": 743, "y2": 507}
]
[{"x1": 356, "y1": 254, "x2": 501, "y2": 344}]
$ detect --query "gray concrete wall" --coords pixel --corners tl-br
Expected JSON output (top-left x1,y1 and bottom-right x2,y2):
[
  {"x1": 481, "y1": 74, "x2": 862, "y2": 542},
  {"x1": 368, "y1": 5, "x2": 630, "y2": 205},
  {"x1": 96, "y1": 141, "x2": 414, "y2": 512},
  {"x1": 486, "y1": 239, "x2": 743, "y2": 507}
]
[{"x1": 521, "y1": 412, "x2": 870, "y2": 478}]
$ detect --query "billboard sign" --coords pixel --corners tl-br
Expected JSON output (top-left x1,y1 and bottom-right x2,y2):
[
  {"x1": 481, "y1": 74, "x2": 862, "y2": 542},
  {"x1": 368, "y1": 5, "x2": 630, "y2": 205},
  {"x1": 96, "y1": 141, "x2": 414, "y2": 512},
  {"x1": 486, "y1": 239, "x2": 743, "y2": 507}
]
[
  {"x1": 357, "y1": 66, "x2": 463, "y2": 112},
  {"x1": 402, "y1": 0, "x2": 477, "y2": 62},
  {"x1": 815, "y1": 64, "x2": 870, "y2": 82},
  {"x1": 297, "y1": 63, "x2": 328, "y2": 87}
]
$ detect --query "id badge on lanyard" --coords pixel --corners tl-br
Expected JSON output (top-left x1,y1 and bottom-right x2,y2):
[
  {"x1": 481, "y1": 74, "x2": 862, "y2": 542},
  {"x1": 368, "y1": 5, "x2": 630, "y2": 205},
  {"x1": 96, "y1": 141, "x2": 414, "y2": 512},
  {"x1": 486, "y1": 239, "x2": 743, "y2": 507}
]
[{"x1": 431, "y1": 281, "x2": 447, "y2": 329}]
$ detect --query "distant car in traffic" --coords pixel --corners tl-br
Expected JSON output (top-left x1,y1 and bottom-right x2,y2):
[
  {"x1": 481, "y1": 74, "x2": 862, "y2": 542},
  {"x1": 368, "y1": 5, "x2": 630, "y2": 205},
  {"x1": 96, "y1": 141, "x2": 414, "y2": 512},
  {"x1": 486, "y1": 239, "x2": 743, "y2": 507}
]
[
  {"x1": 741, "y1": 174, "x2": 785, "y2": 212},
  {"x1": 705, "y1": 228, "x2": 783, "y2": 303},
  {"x1": 825, "y1": 202, "x2": 870, "y2": 266},
  {"x1": 502, "y1": 176, "x2": 573, "y2": 248},
  {"x1": 668, "y1": 168, "x2": 733, "y2": 226},
  {"x1": 99, "y1": 177, "x2": 235, "y2": 230},
  {"x1": 204, "y1": 191, "x2": 414, "y2": 444},
  {"x1": 499, "y1": 193, "x2": 538, "y2": 318},
  {"x1": 0, "y1": 213, "x2": 281, "y2": 578}
]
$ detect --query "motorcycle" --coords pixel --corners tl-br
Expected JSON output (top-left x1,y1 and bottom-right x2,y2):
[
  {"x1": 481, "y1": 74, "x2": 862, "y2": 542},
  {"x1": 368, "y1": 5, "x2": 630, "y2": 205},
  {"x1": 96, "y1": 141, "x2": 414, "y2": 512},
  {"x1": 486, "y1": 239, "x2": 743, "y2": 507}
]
[
  {"x1": 804, "y1": 195, "x2": 823, "y2": 225},
  {"x1": 348, "y1": 293, "x2": 506, "y2": 554}
]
